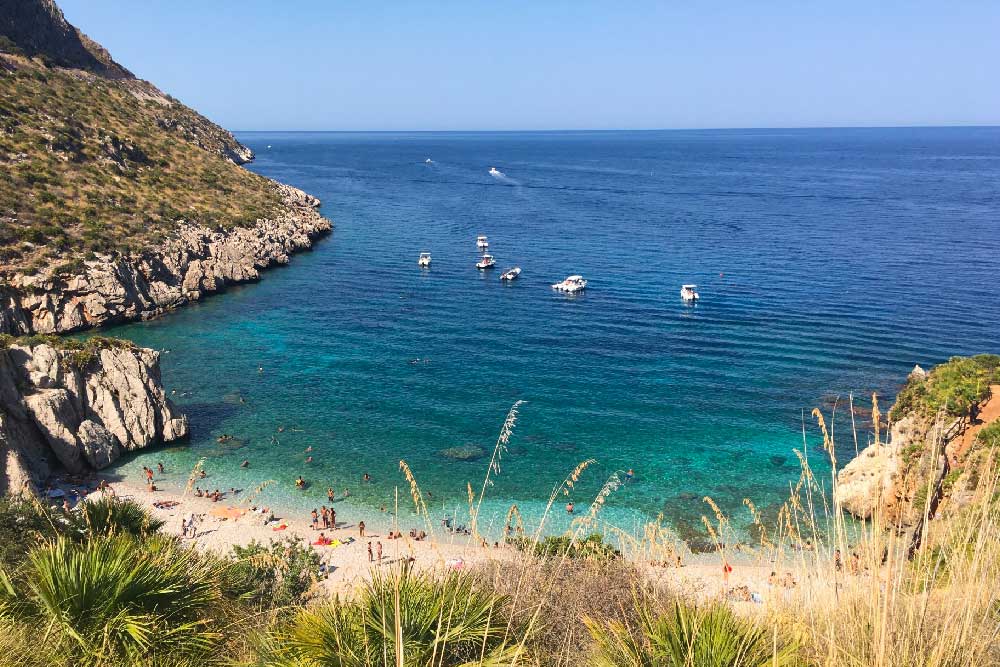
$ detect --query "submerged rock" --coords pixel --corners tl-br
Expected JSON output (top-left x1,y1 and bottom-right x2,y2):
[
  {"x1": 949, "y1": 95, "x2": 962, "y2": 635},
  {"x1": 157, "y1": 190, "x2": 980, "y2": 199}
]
[{"x1": 439, "y1": 445, "x2": 487, "y2": 461}]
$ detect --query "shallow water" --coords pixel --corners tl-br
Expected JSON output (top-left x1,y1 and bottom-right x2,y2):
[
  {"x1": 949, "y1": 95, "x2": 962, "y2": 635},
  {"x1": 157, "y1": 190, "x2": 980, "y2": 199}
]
[{"x1": 101, "y1": 128, "x2": 1000, "y2": 538}]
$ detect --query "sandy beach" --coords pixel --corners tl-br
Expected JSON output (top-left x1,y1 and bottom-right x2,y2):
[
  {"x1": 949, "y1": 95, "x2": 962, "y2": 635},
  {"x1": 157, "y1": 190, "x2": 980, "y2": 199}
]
[
  {"x1": 99, "y1": 475, "x2": 507, "y2": 596},
  {"x1": 80, "y1": 474, "x2": 823, "y2": 607}
]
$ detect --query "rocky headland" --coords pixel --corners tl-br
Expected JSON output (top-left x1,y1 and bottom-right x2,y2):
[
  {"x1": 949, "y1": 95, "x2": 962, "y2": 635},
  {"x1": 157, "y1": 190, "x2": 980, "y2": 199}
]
[
  {"x1": 836, "y1": 355, "x2": 1000, "y2": 536},
  {"x1": 0, "y1": 336, "x2": 187, "y2": 494},
  {"x1": 1, "y1": 0, "x2": 332, "y2": 335},
  {"x1": 0, "y1": 183, "x2": 329, "y2": 334}
]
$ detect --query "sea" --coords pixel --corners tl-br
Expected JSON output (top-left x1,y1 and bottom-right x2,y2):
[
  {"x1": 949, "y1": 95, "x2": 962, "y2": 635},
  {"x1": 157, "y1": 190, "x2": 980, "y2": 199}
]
[{"x1": 100, "y1": 127, "x2": 1000, "y2": 542}]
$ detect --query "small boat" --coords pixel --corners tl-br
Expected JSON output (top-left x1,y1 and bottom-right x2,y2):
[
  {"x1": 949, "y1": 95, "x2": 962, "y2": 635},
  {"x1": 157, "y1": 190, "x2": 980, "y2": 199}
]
[
  {"x1": 489, "y1": 167, "x2": 502, "y2": 177},
  {"x1": 552, "y1": 275, "x2": 587, "y2": 293},
  {"x1": 500, "y1": 267, "x2": 521, "y2": 281},
  {"x1": 425, "y1": 158, "x2": 433, "y2": 164},
  {"x1": 417, "y1": 252, "x2": 432, "y2": 267},
  {"x1": 680, "y1": 284, "x2": 699, "y2": 302},
  {"x1": 476, "y1": 254, "x2": 496, "y2": 269},
  {"x1": 476, "y1": 235, "x2": 489, "y2": 250}
]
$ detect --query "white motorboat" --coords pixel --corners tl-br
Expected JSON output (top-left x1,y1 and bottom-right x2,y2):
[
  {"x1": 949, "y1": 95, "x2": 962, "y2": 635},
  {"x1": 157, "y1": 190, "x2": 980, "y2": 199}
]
[
  {"x1": 680, "y1": 284, "x2": 699, "y2": 302},
  {"x1": 552, "y1": 275, "x2": 587, "y2": 292},
  {"x1": 476, "y1": 254, "x2": 496, "y2": 269},
  {"x1": 417, "y1": 252, "x2": 432, "y2": 267},
  {"x1": 488, "y1": 167, "x2": 502, "y2": 177},
  {"x1": 500, "y1": 267, "x2": 521, "y2": 281},
  {"x1": 425, "y1": 158, "x2": 433, "y2": 164},
  {"x1": 476, "y1": 235, "x2": 489, "y2": 250}
]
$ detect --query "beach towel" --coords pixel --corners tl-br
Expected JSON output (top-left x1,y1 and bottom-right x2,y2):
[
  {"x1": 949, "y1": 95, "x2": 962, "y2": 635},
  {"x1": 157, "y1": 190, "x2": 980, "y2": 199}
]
[
  {"x1": 272, "y1": 524, "x2": 288, "y2": 531},
  {"x1": 210, "y1": 506, "x2": 246, "y2": 521}
]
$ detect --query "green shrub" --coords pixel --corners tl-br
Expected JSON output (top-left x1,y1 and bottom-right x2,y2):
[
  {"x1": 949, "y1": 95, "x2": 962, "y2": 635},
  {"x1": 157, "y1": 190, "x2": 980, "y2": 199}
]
[
  {"x1": 508, "y1": 533, "x2": 621, "y2": 560},
  {"x1": 585, "y1": 600, "x2": 801, "y2": 667},
  {"x1": 228, "y1": 537, "x2": 321, "y2": 610}
]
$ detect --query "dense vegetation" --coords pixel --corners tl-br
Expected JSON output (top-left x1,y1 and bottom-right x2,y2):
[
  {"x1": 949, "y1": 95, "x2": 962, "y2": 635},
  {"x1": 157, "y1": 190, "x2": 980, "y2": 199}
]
[
  {"x1": 0, "y1": 55, "x2": 283, "y2": 274},
  {"x1": 890, "y1": 354, "x2": 1000, "y2": 421}
]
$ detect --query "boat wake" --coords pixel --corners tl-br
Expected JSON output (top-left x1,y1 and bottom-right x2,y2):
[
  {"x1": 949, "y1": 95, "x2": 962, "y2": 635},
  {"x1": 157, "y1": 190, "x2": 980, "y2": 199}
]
[{"x1": 488, "y1": 167, "x2": 518, "y2": 185}]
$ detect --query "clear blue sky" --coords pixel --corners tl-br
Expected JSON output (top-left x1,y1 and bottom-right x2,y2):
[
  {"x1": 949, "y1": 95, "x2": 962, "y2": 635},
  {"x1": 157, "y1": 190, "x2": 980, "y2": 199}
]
[{"x1": 60, "y1": 0, "x2": 999, "y2": 131}]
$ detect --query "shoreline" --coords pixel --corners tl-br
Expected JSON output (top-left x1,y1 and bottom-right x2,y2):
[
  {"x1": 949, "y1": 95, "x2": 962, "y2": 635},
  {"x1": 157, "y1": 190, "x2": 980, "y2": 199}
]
[{"x1": 92, "y1": 475, "x2": 803, "y2": 604}]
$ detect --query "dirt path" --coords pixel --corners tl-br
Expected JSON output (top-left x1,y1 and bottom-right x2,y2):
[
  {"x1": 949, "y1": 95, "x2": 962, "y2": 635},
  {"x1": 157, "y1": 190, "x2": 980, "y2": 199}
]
[{"x1": 949, "y1": 385, "x2": 1000, "y2": 463}]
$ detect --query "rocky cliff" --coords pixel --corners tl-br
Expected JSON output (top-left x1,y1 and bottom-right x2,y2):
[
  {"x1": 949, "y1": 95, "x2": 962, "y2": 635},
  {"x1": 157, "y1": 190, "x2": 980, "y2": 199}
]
[
  {"x1": 836, "y1": 356, "x2": 1000, "y2": 529},
  {"x1": 0, "y1": 183, "x2": 329, "y2": 334},
  {"x1": 0, "y1": 336, "x2": 187, "y2": 494}
]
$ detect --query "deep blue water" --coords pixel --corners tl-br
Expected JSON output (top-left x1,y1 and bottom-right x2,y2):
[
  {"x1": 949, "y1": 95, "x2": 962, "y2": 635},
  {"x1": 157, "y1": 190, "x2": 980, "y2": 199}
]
[{"x1": 103, "y1": 128, "x2": 1000, "y2": 539}]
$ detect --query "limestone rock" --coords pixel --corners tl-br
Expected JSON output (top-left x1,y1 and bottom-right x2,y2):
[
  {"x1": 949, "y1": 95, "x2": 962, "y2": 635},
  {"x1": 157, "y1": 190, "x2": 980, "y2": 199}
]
[
  {"x1": 835, "y1": 442, "x2": 900, "y2": 519},
  {"x1": 0, "y1": 341, "x2": 188, "y2": 491},
  {"x1": 77, "y1": 420, "x2": 119, "y2": 468},
  {"x1": 0, "y1": 185, "x2": 330, "y2": 335}
]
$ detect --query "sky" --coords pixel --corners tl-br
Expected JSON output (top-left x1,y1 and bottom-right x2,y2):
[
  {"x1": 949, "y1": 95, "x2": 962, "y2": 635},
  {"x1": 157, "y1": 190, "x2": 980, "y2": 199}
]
[{"x1": 59, "y1": 0, "x2": 1000, "y2": 132}]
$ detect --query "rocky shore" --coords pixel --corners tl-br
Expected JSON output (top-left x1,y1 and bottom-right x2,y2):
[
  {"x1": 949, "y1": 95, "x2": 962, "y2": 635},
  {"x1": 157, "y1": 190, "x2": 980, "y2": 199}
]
[
  {"x1": 0, "y1": 183, "x2": 330, "y2": 335},
  {"x1": 0, "y1": 337, "x2": 187, "y2": 493}
]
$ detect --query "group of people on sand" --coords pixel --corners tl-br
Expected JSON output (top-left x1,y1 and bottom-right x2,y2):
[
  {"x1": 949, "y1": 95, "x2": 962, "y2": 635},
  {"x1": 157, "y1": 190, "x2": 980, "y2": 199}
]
[
  {"x1": 194, "y1": 487, "x2": 241, "y2": 502},
  {"x1": 768, "y1": 571, "x2": 798, "y2": 589},
  {"x1": 310, "y1": 506, "x2": 337, "y2": 530}
]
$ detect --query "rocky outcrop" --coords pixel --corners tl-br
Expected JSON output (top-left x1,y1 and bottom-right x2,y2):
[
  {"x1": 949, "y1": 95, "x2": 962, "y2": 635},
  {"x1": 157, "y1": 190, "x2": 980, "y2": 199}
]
[
  {"x1": 836, "y1": 410, "x2": 951, "y2": 525},
  {"x1": 0, "y1": 339, "x2": 187, "y2": 493},
  {"x1": 0, "y1": 184, "x2": 330, "y2": 335}
]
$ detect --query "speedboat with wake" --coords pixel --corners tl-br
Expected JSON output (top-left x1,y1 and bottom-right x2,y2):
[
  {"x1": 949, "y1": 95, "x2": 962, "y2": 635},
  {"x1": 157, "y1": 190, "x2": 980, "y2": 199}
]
[
  {"x1": 552, "y1": 275, "x2": 586, "y2": 292},
  {"x1": 500, "y1": 267, "x2": 521, "y2": 281},
  {"x1": 488, "y1": 167, "x2": 503, "y2": 177}
]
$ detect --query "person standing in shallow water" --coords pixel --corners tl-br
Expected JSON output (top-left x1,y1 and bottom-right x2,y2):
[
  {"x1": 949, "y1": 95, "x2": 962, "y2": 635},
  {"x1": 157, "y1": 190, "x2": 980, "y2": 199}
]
[
  {"x1": 367, "y1": 542, "x2": 373, "y2": 562},
  {"x1": 359, "y1": 520, "x2": 366, "y2": 537}
]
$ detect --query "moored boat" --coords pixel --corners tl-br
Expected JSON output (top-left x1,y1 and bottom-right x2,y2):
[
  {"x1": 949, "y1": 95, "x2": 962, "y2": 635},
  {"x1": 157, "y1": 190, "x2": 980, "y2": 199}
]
[
  {"x1": 476, "y1": 254, "x2": 496, "y2": 269},
  {"x1": 500, "y1": 267, "x2": 521, "y2": 281},
  {"x1": 680, "y1": 284, "x2": 699, "y2": 302},
  {"x1": 552, "y1": 275, "x2": 587, "y2": 292},
  {"x1": 418, "y1": 252, "x2": 432, "y2": 267},
  {"x1": 476, "y1": 235, "x2": 489, "y2": 250}
]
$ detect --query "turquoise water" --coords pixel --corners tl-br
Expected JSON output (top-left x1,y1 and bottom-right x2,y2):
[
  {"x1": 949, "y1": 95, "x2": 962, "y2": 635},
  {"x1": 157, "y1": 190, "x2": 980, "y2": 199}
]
[{"x1": 101, "y1": 128, "x2": 1000, "y2": 540}]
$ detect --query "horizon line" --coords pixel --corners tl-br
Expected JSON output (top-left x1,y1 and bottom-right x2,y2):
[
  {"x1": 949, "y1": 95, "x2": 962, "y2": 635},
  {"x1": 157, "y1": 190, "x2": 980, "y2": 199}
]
[{"x1": 232, "y1": 123, "x2": 1000, "y2": 134}]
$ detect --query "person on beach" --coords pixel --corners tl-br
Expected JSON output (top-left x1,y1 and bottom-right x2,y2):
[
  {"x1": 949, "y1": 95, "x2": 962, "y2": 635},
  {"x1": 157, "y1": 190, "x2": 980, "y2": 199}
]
[
  {"x1": 343, "y1": 488, "x2": 350, "y2": 498},
  {"x1": 566, "y1": 501, "x2": 574, "y2": 514},
  {"x1": 834, "y1": 549, "x2": 843, "y2": 572},
  {"x1": 330, "y1": 508, "x2": 336, "y2": 528},
  {"x1": 144, "y1": 467, "x2": 154, "y2": 483},
  {"x1": 376, "y1": 541, "x2": 383, "y2": 564},
  {"x1": 367, "y1": 542, "x2": 373, "y2": 562},
  {"x1": 321, "y1": 506, "x2": 330, "y2": 529},
  {"x1": 722, "y1": 559, "x2": 733, "y2": 588},
  {"x1": 359, "y1": 520, "x2": 366, "y2": 537},
  {"x1": 295, "y1": 476, "x2": 306, "y2": 489},
  {"x1": 310, "y1": 509, "x2": 319, "y2": 530},
  {"x1": 327, "y1": 488, "x2": 335, "y2": 502},
  {"x1": 157, "y1": 462, "x2": 165, "y2": 474}
]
